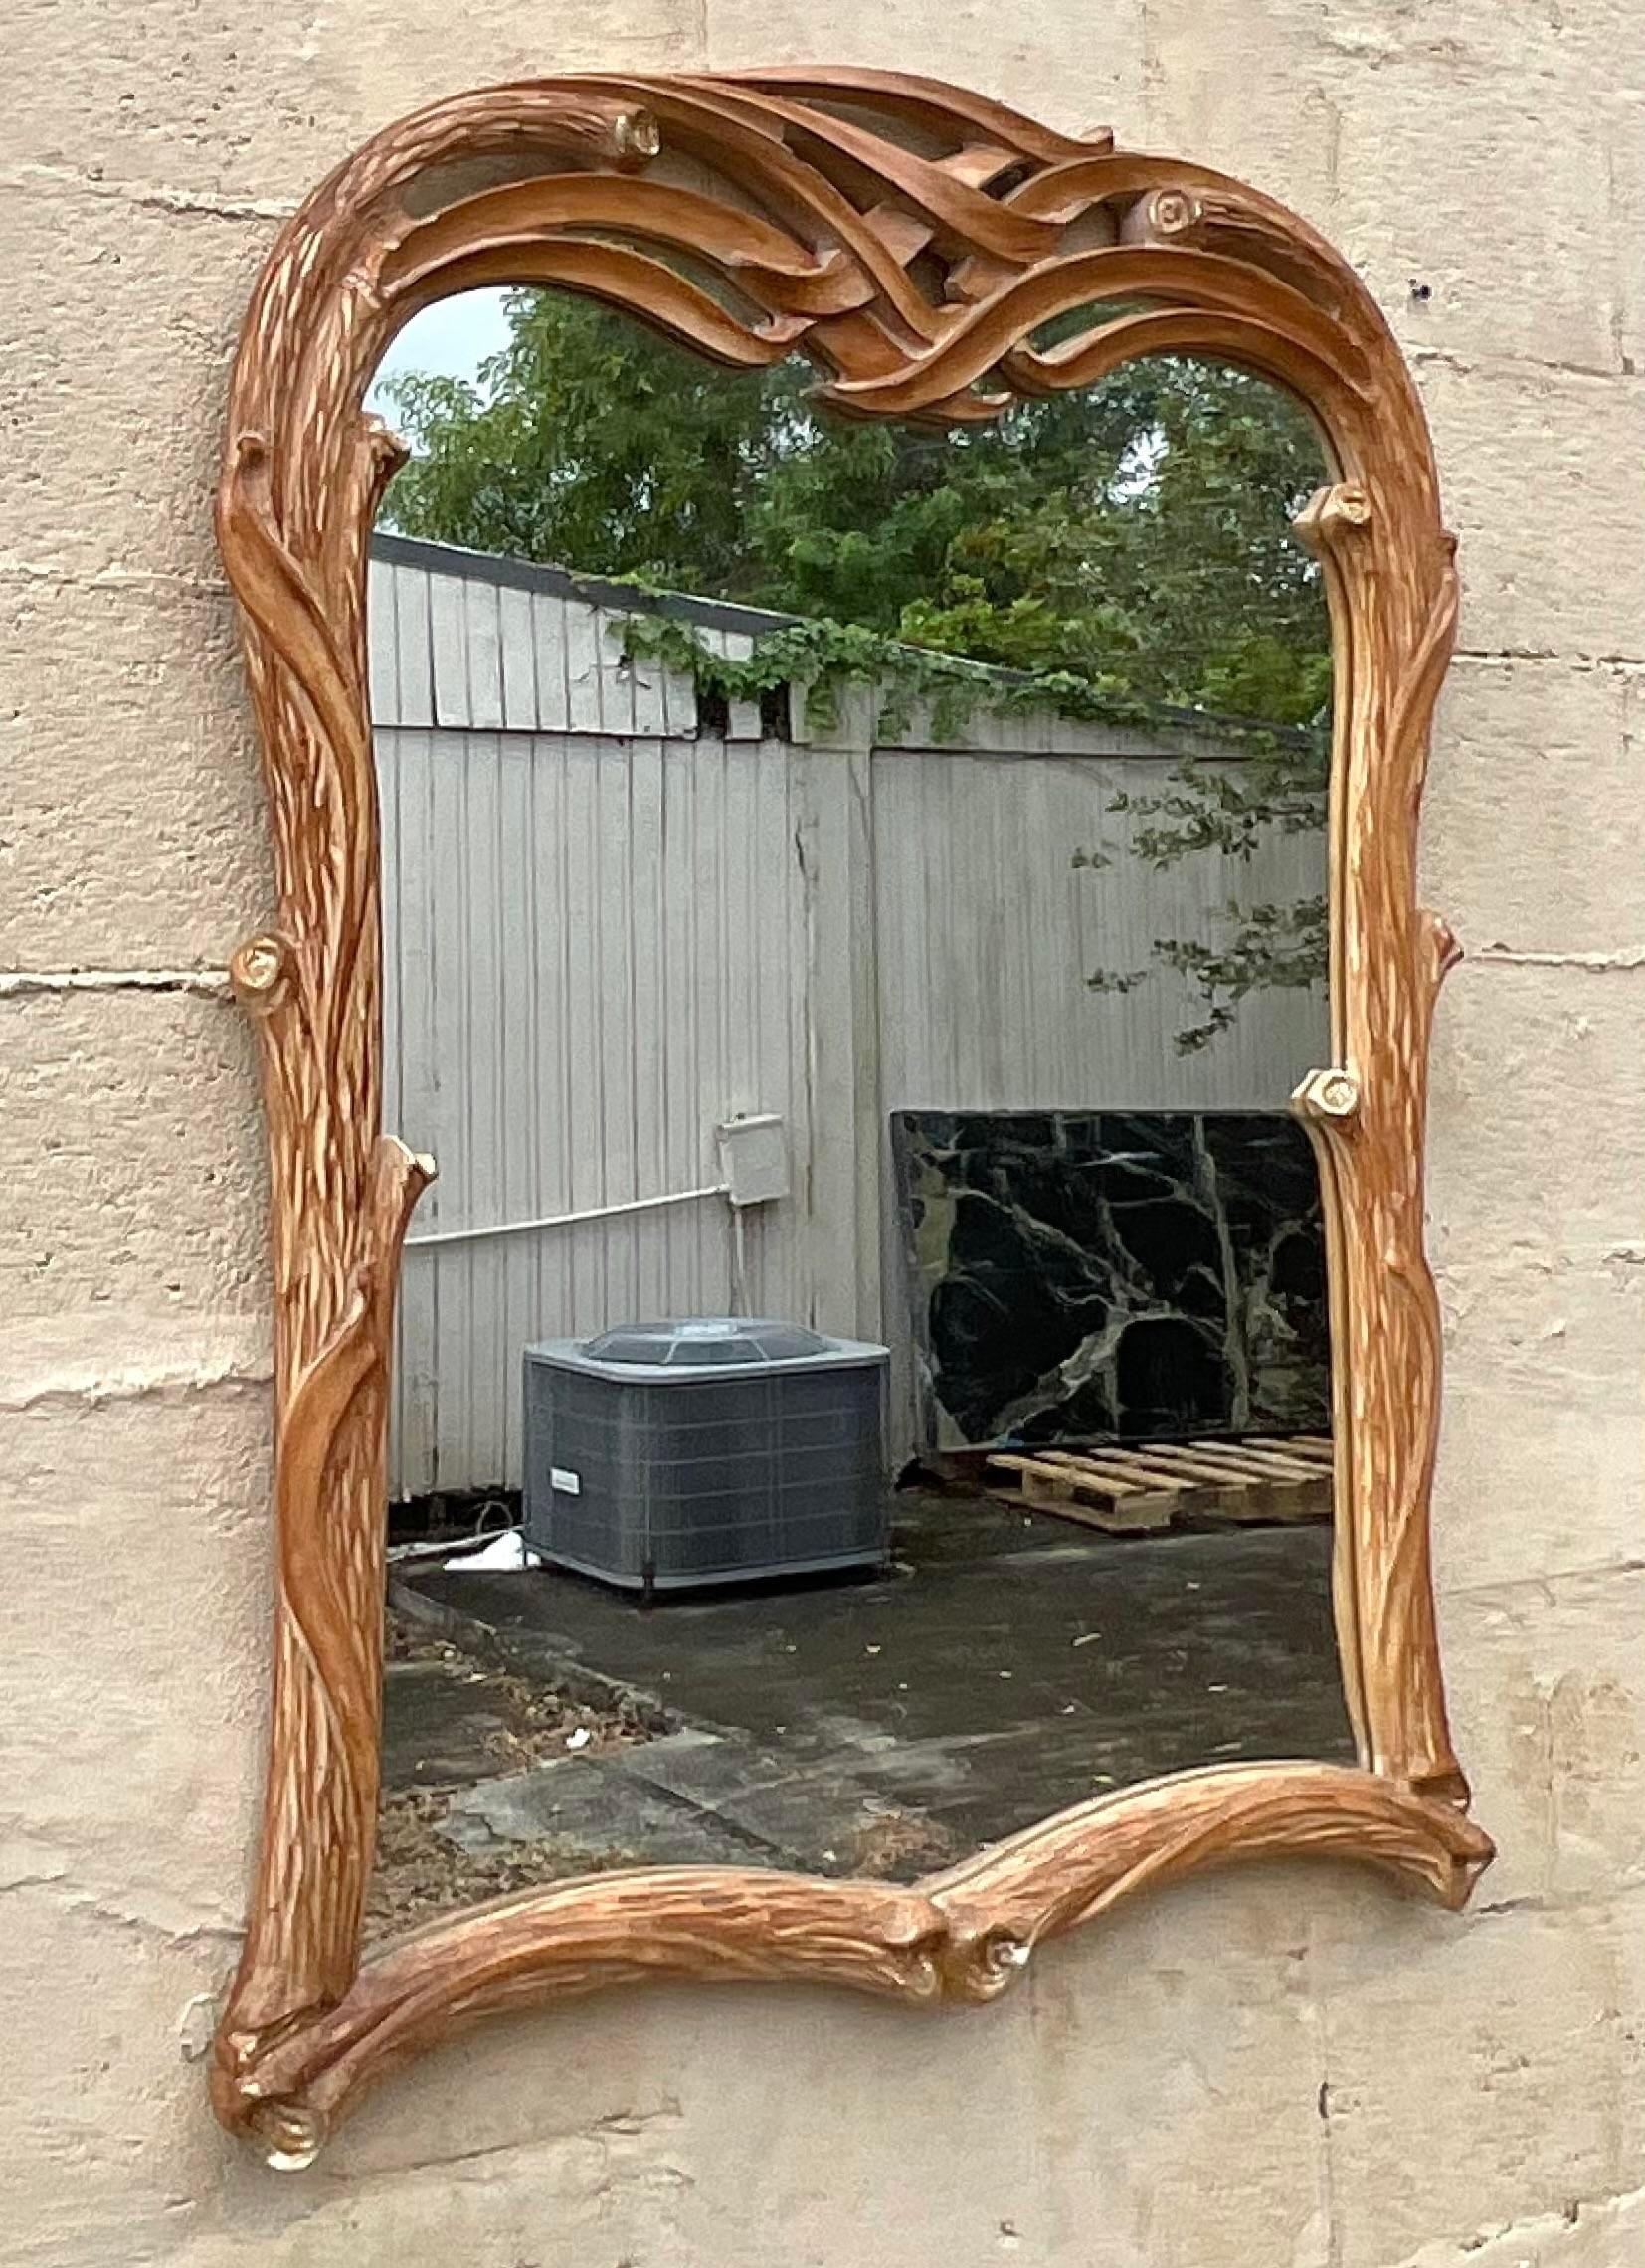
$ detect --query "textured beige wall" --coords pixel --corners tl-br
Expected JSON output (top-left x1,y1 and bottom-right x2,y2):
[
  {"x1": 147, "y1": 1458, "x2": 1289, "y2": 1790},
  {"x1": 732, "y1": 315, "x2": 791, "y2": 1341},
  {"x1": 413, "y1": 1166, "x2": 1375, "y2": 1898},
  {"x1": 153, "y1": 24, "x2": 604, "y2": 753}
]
[{"x1": 6, "y1": 3, "x2": 1645, "y2": 2262}]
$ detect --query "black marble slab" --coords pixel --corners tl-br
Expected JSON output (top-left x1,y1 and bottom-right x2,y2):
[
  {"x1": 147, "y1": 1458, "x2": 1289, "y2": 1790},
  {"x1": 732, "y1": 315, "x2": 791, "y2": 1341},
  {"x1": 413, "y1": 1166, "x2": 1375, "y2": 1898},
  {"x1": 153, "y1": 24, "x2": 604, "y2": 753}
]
[{"x1": 890, "y1": 1110, "x2": 1330, "y2": 1450}]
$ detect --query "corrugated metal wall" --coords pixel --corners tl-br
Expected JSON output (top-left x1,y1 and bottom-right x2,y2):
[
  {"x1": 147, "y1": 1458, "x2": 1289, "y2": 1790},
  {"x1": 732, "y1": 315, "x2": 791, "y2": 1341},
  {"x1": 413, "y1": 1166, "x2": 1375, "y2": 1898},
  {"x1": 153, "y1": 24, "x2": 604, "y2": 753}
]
[
  {"x1": 370, "y1": 539, "x2": 1328, "y2": 1495},
  {"x1": 873, "y1": 745, "x2": 1326, "y2": 1114},
  {"x1": 371, "y1": 548, "x2": 820, "y2": 1496}
]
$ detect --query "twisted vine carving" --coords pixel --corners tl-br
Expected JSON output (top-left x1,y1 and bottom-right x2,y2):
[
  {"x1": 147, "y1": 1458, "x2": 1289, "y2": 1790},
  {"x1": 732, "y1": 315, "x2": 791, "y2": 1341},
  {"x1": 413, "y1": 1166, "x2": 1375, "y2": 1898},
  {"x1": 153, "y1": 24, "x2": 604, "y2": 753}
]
[{"x1": 213, "y1": 68, "x2": 1490, "y2": 2160}]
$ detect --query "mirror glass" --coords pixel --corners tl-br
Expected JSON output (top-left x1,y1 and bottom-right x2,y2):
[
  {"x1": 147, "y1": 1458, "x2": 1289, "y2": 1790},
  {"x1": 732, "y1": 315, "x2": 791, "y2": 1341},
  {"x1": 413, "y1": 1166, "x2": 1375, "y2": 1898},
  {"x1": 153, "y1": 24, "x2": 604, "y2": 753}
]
[{"x1": 364, "y1": 284, "x2": 1348, "y2": 1937}]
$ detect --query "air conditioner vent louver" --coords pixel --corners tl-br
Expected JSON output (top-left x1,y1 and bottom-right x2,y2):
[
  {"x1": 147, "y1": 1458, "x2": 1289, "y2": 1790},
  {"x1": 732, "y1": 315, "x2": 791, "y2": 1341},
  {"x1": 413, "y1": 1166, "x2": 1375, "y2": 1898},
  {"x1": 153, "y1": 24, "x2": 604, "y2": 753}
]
[{"x1": 523, "y1": 1319, "x2": 890, "y2": 1593}]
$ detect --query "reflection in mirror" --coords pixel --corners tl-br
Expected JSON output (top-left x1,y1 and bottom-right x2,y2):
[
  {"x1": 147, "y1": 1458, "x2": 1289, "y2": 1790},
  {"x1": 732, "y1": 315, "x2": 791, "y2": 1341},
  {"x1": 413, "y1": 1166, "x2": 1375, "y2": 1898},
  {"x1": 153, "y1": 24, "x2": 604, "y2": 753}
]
[{"x1": 364, "y1": 286, "x2": 1349, "y2": 1938}]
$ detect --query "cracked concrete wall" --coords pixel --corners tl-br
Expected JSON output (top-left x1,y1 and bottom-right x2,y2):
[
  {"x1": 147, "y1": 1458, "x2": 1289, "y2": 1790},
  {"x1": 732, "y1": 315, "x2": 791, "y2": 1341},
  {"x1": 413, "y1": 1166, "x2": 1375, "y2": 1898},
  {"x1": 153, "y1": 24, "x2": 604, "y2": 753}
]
[{"x1": 5, "y1": 3, "x2": 1644, "y2": 2264}]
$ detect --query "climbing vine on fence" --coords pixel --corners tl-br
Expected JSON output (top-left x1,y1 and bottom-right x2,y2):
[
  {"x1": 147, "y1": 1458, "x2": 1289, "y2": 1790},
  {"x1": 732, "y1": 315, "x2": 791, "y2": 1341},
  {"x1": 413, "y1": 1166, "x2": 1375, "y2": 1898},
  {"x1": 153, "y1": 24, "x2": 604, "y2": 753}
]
[{"x1": 617, "y1": 607, "x2": 1321, "y2": 759}]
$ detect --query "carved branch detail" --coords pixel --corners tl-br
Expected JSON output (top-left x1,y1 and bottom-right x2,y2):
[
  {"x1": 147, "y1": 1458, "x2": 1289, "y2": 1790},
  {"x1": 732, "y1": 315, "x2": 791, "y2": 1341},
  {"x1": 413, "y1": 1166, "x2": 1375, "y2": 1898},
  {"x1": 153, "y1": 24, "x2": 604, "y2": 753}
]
[
  {"x1": 222, "y1": 1764, "x2": 1489, "y2": 2164},
  {"x1": 213, "y1": 68, "x2": 1487, "y2": 2158}
]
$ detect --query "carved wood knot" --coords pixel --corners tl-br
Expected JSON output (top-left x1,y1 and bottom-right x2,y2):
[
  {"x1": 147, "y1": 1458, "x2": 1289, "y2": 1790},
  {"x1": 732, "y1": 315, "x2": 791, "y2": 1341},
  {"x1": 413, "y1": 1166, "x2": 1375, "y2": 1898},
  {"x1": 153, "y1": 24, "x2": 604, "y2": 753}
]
[
  {"x1": 614, "y1": 107, "x2": 661, "y2": 162},
  {"x1": 1294, "y1": 482, "x2": 1373, "y2": 553},
  {"x1": 936, "y1": 1919, "x2": 1034, "y2": 2002},
  {"x1": 1423, "y1": 909, "x2": 1463, "y2": 984},
  {"x1": 248, "y1": 2098, "x2": 327, "y2": 2174},
  {"x1": 983, "y1": 1934, "x2": 1032, "y2": 1984},
  {"x1": 1146, "y1": 188, "x2": 1203, "y2": 238},
  {"x1": 230, "y1": 429, "x2": 272, "y2": 481},
  {"x1": 1292, "y1": 1065, "x2": 1362, "y2": 1122},
  {"x1": 1323, "y1": 483, "x2": 1371, "y2": 528},
  {"x1": 230, "y1": 932, "x2": 295, "y2": 1012},
  {"x1": 363, "y1": 413, "x2": 411, "y2": 468}
]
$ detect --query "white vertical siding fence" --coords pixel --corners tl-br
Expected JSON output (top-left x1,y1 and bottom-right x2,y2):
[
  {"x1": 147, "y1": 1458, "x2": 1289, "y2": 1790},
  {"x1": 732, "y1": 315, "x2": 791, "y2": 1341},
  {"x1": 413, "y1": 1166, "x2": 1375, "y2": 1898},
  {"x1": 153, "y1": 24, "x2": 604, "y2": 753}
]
[
  {"x1": 872, "y1": 740, "x2": 1328, "y2": 1115},
  {"x1": 371, "y1": 537, "x2": 1328, "y2": 1494}
]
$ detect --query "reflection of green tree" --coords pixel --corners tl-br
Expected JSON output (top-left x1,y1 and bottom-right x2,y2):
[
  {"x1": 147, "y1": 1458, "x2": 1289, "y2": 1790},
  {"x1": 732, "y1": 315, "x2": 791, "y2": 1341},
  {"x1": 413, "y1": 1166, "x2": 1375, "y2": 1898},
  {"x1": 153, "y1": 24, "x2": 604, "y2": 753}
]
[
  {"x1": 381, "y1": 290, "x2": 1332, "y2": 1040},
  {"x1": 1078, "y1": 734, "x2": 1330, "y2": 1052}
]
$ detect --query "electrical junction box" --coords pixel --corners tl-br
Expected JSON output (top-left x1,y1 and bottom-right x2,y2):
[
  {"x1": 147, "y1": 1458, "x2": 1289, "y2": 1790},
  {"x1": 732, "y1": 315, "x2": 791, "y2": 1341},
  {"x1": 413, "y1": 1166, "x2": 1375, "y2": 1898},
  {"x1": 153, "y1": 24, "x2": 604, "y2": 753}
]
[{"x1": 717, "y1": 1112, "x2": 790, "y2": 1207}]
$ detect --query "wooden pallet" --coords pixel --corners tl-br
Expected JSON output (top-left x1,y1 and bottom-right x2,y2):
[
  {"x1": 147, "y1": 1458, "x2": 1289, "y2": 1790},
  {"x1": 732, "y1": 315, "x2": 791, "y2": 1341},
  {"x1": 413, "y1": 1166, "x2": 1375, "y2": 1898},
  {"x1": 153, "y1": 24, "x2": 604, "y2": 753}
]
[{"x1": 986, "y1": 1434, "x2": 1333, "y2": 1535}]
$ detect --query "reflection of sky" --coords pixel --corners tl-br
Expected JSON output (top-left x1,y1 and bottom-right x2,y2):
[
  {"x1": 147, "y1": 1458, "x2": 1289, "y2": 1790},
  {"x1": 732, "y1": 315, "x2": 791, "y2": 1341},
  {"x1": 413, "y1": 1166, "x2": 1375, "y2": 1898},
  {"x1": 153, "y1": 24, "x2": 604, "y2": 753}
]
[{"x1": 366, "y1": 288, "x2": 513, "y2": 415}]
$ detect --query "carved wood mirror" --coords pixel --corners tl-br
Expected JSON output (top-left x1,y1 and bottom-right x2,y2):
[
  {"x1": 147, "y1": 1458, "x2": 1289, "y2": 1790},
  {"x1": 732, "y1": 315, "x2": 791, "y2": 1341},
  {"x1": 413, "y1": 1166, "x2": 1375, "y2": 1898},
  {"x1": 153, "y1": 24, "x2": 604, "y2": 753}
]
[{"x1": 212, "y1": 69, "x2": 1494, "y2": 2165}]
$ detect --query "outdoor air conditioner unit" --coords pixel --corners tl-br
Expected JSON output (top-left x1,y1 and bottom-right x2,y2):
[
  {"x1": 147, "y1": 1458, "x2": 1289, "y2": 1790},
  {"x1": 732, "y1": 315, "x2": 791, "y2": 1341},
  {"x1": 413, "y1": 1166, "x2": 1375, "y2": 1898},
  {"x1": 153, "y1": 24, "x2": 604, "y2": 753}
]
[{"x1": 522, "y1": 1318, "x2": 890, "y2": 1595}]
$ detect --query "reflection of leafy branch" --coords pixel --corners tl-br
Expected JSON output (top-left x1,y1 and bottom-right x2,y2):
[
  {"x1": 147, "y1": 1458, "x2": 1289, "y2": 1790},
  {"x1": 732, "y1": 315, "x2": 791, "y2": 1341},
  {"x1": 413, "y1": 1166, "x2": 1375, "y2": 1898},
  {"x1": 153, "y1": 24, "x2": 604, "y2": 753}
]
[
  {"x1": 1111, "y1": 742, "x2": 1328, "y2": 856},
  {"x1": 1079, "y1": 740, "x2": 1329, "y2": 1049},
  {"x1": 1103, "y1": 895, "x2": 1329, "y2": 1053}
]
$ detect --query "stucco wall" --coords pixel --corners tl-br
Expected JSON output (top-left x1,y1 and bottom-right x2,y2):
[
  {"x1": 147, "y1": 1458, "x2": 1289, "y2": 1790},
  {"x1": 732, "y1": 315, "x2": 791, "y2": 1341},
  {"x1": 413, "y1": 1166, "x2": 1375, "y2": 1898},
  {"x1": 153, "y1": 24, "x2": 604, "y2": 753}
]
[{"x1": 6, "y1": 4, "x2": 1644, "y2": 2263}]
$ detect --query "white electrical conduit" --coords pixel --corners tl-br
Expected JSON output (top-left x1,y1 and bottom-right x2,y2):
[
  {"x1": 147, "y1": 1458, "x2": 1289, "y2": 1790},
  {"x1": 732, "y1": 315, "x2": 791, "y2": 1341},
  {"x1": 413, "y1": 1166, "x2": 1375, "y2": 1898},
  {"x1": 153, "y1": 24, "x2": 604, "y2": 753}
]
[{"x1": 403, "y1": 1182, "x2": 731, "y2": 1252}]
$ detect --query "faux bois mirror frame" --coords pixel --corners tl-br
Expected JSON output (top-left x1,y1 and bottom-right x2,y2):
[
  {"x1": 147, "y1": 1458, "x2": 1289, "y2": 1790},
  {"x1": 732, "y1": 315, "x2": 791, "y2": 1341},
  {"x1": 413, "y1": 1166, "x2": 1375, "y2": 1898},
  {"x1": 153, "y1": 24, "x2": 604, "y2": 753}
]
[{"x1": 210, "y1": 66, "x2": 1495, "y2": 2165}]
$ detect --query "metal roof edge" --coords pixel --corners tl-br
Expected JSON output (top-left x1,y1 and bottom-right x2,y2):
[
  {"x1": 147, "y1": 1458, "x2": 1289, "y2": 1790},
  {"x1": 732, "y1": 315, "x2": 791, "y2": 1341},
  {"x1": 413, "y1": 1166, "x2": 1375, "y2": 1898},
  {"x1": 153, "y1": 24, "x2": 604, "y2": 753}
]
[{"x1": 368, "y1": 532, "x2": 1322, "y2": 752}]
